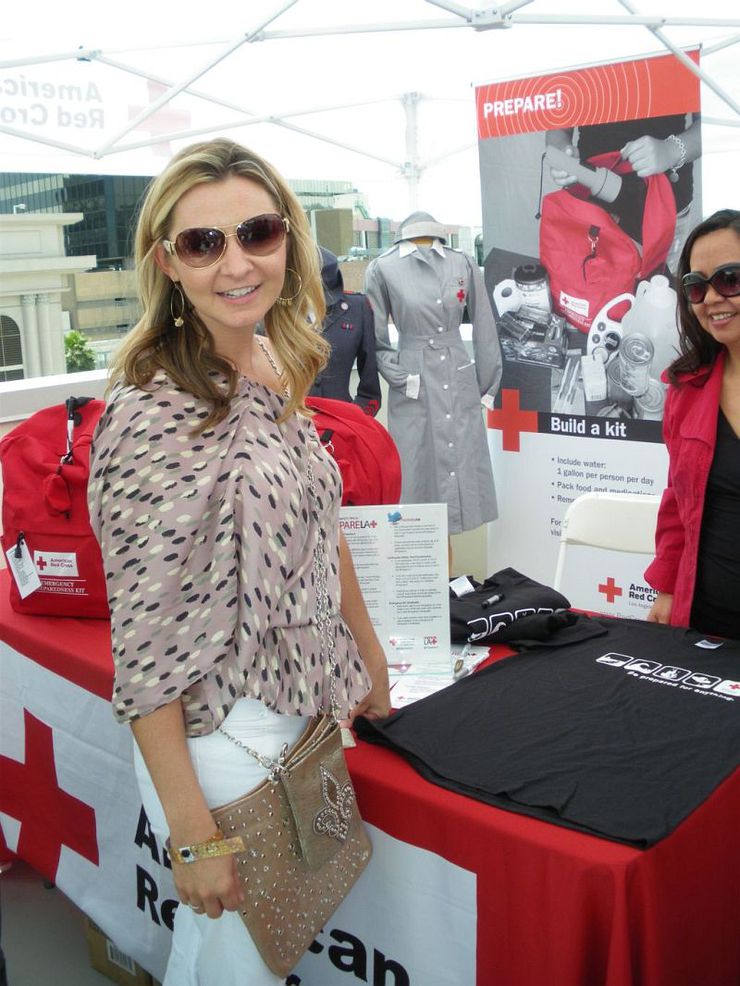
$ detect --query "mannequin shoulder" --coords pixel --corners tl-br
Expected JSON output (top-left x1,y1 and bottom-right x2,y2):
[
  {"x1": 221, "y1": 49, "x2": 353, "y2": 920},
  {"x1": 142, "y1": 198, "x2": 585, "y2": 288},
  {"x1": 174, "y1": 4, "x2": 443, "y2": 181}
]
[{"x1": 374, "y1": 244, "x2": 401, "y2": 261}]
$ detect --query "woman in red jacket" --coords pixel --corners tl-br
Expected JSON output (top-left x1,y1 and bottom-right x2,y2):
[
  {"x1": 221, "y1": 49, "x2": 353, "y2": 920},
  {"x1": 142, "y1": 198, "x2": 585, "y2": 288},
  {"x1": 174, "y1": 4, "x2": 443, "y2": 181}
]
[{"x1": 645, "y1": 209, "x2": 740, "y2": 636}]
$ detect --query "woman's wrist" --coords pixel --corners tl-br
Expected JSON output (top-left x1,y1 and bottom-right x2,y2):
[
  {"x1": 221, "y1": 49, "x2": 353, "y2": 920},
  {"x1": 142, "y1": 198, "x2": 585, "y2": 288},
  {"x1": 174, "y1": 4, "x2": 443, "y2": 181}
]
[
  {"x1": 666, "y1": 134, "x2": 687, "y2": 174},
  {"x1": 167, "y1": 830, "x2": 245, "y2": 864},
  {"x1": 166, "y1": 806, "x2": 220, "y2": 848},
  {"x1": 363, "y1": 648, "x2": 389, "y2": 679}
]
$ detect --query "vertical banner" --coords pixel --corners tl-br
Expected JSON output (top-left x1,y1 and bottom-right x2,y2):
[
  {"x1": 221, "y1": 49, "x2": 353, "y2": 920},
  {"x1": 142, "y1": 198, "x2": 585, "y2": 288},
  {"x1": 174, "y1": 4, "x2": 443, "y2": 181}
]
[{"x1": 477, "y1": 50, "x2": 702, "y2": 614}]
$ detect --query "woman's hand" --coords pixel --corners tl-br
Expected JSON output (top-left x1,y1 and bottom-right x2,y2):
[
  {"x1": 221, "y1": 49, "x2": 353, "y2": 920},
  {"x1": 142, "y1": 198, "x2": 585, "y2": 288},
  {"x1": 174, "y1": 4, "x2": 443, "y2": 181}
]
[
  {"x1": 350, "y1": 663, "x2": 391, "y2": 722},
  {"x1": 171, "y1": 851, "x2": 244, "y2": 920},
  {"x1": 647, "y1": 591, "x2": 673, "y2": 625},
  {"x1": 620, "y1": 136, "x2": 678, "y2": 177},
  {"x1": 131, "y1": 701, "x2": 244, "y2": 920},
  {"x1": 549, "y1": 144, "x2": 580, "y2": 187}
]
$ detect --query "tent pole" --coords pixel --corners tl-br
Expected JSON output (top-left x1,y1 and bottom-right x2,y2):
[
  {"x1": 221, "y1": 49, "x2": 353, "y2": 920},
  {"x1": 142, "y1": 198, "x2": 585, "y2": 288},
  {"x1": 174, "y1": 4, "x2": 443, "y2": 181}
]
[
  {"x1": 402, "y1": 92, "x2": 421, "y2": 213},
  {"x1": 616, "y1": 0, "x2": 740, "y2": 117}
]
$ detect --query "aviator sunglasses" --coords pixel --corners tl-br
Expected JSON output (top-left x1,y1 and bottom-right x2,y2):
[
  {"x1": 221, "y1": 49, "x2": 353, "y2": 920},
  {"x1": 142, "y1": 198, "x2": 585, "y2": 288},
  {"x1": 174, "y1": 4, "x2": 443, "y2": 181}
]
[
  {"x1": 163, "y1": 213, "x2": 289, "y2": 269},
  {"x1": 681, "y1": 263, "x2": 740, "y2": 305}
]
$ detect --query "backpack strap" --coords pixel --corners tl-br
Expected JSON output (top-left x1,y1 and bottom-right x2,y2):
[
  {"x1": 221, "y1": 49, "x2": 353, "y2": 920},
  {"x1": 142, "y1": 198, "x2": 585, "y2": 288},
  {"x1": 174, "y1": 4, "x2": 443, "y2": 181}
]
[{"x1": 62, "y1": 396, "x2": 97, "y2": 464}]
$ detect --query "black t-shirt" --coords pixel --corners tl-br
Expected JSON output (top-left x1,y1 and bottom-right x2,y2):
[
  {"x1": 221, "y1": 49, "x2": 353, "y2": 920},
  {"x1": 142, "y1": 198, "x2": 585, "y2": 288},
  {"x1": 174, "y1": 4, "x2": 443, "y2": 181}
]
[
  {"x1": 356, "y1": 616, "x2": 740, "y2": 847},
  {"x1": 692, "y1": 409, "x2": 740, "y2": 639},
  {"x1": 449, "y1": 567, "x2": 571, "y2": 645}
]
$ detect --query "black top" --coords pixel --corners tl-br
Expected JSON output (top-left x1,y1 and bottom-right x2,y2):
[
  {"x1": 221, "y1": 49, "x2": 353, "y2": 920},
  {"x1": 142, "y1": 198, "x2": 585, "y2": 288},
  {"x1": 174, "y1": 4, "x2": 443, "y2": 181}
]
[
  {"x1": 356, "y1": 616, "x2": 740, "y2": 847},
  {"x1": 691, "y1": 409, "x2": 740, "y2": 639}
]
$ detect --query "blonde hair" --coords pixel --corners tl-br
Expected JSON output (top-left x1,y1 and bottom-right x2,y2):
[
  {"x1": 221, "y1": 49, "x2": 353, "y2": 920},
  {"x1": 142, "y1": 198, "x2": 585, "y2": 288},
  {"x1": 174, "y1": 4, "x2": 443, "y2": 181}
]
[{"x1": 109, "y1": 139, "x2": 328, "y2": 429}]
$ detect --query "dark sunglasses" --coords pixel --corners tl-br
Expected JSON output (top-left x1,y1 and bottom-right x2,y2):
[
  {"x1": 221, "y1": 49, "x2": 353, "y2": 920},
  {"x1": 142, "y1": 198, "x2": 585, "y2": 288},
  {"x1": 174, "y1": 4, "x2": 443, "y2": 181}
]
[
  {"x1": 163, "y1": 213, "x2": 289, "y2": 269},
  {"x1": 681, "y1": 263, "x2": 740, "y2": 305}
]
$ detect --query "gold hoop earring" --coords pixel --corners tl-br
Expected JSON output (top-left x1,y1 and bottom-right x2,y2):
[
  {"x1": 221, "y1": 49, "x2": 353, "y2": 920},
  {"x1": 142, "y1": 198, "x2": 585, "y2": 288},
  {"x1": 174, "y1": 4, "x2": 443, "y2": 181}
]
[
  {"x1": 170, "y1": 283, "x2": 186, "y2": 327},
  {"x1": 276, "y1": 268, "x2": 302, "y2": 307}
]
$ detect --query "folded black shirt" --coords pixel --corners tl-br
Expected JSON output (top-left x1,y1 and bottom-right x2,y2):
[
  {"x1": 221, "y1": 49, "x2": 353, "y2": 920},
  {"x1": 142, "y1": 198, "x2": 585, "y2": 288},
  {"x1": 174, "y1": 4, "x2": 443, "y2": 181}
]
[
  {"x1": 357, "y1": 616, "x2": 740, "y2": 847},
  {"x1": 449, "y1": 567, "x2": 571, "y2": 645}
]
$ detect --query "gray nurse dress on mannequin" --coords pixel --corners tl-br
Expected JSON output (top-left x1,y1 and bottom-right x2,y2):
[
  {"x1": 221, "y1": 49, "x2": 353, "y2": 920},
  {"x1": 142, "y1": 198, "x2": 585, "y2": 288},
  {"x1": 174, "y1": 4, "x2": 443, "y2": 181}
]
[{"x1": 364, "y1": 212, "x2": 502, "y2": 534}]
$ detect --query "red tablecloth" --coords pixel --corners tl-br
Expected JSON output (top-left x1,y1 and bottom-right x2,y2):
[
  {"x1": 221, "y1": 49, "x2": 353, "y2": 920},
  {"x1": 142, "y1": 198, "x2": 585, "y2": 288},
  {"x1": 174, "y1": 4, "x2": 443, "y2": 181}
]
[{"x1": 2, "y1": 569, "x2": 740, "y2": 985}]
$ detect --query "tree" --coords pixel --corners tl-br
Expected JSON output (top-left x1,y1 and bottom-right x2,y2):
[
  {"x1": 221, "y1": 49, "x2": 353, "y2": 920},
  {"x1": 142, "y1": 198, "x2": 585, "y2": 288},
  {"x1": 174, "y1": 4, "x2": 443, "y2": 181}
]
[{"x1": 64, "y1": 330, "x2": 96, "y2": 373}]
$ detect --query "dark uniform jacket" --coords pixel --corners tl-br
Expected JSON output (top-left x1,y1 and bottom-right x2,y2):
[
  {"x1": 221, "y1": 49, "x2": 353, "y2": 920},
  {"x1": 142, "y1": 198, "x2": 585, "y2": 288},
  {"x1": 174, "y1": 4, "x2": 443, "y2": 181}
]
[{"x1": 310, "y1": 291, "x2": 381, "y2": 416}]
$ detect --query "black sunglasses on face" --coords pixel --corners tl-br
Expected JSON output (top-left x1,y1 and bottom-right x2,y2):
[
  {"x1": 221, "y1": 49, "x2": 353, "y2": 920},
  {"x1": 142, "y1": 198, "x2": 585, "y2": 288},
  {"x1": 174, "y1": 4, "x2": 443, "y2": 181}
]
[
  {"x1": 681, "y1": 263, "x2": 740, "y2": 305},
  {"x1": 163, "y1": 213, "x2": 289, "y2": 269}
]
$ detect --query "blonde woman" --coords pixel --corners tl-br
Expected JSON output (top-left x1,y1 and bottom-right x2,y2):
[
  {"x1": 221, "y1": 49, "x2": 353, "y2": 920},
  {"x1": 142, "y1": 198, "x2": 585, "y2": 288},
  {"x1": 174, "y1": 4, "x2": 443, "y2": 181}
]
[{"x1": 88, "y1": 139, "x2": 390, "y2": 986}]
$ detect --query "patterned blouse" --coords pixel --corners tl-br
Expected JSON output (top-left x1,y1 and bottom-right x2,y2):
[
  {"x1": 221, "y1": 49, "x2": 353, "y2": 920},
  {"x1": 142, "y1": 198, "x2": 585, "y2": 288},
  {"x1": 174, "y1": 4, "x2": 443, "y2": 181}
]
[{"x1": 88, "y1": 371, "x2": 371, "y2": 736}]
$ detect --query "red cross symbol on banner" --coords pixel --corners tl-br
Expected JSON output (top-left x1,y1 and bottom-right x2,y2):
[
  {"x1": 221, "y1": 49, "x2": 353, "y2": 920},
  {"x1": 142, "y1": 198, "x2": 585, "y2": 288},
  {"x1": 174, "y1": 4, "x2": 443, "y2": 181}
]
[
  {"x1": 36, "y1": 556, "x2": 47, "y2": 570},
  {"x1": 457, "y1": 289, "x2": 466, "y2": 303},
  {"x1": 127, "y1": 81, "x2": 193, "y2": 156},
  {"x1": 598, "y1": 577, "x2": 623, "y2": 604},
  {"x1": 486, "y1": 389, "x2": 539, "y2": 452},
  {"x1": 0, "y1": 710, "x2": 99, "y2": 881}
]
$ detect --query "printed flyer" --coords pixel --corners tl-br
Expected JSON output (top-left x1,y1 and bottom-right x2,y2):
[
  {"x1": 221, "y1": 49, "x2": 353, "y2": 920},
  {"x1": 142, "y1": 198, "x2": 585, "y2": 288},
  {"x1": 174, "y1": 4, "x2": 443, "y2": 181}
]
[{"x1": 339, "y1": 502, "x2": 450, "y2": 666}]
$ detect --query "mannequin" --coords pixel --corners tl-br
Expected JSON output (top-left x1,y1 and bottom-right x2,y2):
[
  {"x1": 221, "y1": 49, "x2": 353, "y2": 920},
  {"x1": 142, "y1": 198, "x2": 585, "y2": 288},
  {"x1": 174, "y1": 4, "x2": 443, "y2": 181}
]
[
  {"x1": 364, "y1": 211, "x2": 502, "y2": 535},
  {"x1": 310, "y1": 247, "x2": 381, "y2": 415}
]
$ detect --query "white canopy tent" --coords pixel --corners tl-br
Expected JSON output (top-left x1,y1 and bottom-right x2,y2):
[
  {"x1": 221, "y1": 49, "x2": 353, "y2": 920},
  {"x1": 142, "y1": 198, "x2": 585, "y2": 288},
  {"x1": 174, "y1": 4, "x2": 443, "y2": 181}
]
[{"x1": 1, "y1": 0, "x2": 738, "y2": 224}]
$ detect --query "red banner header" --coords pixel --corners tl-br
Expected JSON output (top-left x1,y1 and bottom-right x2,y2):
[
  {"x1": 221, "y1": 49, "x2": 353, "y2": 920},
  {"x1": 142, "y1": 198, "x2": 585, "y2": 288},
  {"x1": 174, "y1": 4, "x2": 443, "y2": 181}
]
[{"x1": 476, "y1": 49, "x2": 701, "y2": 139}]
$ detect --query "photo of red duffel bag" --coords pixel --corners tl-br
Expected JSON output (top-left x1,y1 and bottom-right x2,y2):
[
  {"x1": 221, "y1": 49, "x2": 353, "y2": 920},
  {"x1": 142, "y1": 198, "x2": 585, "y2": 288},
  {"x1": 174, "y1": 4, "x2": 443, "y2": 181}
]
[
  {"x1": 539, "y1": 150, "x2": 676, "y2": 333},
  {"x1": 0, "y1": 396, "x2": 109, "y2": 618}
]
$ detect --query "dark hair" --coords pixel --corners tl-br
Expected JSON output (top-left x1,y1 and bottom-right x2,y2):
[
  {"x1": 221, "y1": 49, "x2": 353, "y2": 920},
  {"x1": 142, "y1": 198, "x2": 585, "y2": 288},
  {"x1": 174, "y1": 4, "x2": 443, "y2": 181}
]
[{"x1": 668, "y1": 208, "x2": 740, "y2": 384}]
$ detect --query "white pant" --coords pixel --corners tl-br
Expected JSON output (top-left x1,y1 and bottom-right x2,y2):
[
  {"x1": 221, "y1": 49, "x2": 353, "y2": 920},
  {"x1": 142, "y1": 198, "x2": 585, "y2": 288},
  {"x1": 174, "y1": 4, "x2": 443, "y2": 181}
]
[{"x1": 133, "y1": 698, "x2": 309, "y2": 986}]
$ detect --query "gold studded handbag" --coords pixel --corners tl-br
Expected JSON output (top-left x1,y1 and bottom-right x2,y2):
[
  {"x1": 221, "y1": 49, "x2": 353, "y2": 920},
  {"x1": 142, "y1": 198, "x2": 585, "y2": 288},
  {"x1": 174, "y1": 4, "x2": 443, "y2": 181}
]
[{"x1": 211, "y1": 447, "x2": 372, "y2": 978}]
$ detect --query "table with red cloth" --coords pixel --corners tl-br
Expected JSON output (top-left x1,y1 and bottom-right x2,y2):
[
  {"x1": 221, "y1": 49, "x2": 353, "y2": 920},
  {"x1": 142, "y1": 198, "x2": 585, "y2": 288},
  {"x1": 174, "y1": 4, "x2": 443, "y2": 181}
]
[{"x1": 2, "y1": 567, "x2": 740, "y2": 986}]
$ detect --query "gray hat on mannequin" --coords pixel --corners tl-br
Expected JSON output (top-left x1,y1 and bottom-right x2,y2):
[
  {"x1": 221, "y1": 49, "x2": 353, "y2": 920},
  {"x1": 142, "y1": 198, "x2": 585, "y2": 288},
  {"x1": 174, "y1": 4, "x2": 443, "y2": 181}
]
[{"x1": 394, "y1": 210, "x2": 447, "y2": 244}]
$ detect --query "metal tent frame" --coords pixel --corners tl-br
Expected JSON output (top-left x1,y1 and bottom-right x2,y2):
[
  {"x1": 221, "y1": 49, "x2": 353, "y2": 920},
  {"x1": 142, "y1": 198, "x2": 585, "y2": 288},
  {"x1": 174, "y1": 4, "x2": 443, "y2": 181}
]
[{"x1": 1, "y1": 0, "x2": 738, "y2": 212}]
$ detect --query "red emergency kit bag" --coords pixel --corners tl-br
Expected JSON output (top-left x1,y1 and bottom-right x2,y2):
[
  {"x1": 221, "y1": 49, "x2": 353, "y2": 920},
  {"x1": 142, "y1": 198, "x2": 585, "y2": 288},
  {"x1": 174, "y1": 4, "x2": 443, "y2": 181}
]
[
  {"x1": 306, "y1": 396, "x2": 402, "y2": 506},
  {"x1": 0, "y1": 396, "x2": 109, "y2": 618},
  {"x1": 539, "y1": 151, "x2": 676, "y2": 332}
]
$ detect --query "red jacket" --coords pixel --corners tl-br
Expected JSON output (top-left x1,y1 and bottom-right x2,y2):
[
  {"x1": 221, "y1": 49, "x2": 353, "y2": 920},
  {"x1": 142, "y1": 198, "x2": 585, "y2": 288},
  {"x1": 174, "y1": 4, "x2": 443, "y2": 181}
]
[{"x1": 644, "y1": 352, "x2": 724, "y2": 626}]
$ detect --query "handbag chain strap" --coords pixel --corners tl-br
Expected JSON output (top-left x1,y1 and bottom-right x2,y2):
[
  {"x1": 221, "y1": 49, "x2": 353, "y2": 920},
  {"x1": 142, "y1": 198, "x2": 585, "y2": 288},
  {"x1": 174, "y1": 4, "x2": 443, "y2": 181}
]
[{"x1": 219, "y1": 337, "x2": 339, "y2": 779}]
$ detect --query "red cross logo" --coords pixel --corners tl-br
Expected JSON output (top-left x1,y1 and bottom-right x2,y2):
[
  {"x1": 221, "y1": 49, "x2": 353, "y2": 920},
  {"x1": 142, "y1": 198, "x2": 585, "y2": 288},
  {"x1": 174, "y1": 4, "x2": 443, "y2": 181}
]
[
  {"x1": 127, "y1": 81, "x2": 193, "y2": 157},
  {"x1": 598, "y1": 577, "x2": 623, "y2": 604},
  {"x1": 728, "y1": 683, "x2": 740, "y2": 692},
  {"x1": 487, "y1": 389, "x2": 539, "y2": 452},
  {"x1": 370, "y1": 520, "x2": 378, "y2": 528},
  {"x1": 457, "y1": 289, "x2": 466, "y2": 303},
  {"x1": 0, "y1": 711, "x2": 99, "y2": 880},
  {"x1": 35, "y1": 556, "x2": 47, "y2": 570}
]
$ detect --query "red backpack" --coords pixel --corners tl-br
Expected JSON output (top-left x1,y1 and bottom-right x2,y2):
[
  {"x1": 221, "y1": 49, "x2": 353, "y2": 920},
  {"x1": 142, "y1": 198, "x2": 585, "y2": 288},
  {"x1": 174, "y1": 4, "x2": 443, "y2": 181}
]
[
  {"x1": 0, "y1": 395, "x2": 400, "y2": 619},
  {"x1": 0, "y1": 397, "x2": 109, "y2": 618},
  {"x1": 539, "y1": 152, "x2": 676, "y2": 333},
  {"x1": 306, "y1": 397, "x2": 402, "y2": 506}
]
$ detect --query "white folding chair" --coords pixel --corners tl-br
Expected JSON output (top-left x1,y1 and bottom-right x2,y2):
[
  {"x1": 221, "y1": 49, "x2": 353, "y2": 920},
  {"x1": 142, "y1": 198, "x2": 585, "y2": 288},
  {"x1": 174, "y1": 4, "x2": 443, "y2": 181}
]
[{"x1": 553, "y1": 492, "x2": 661, "y2": 615}]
